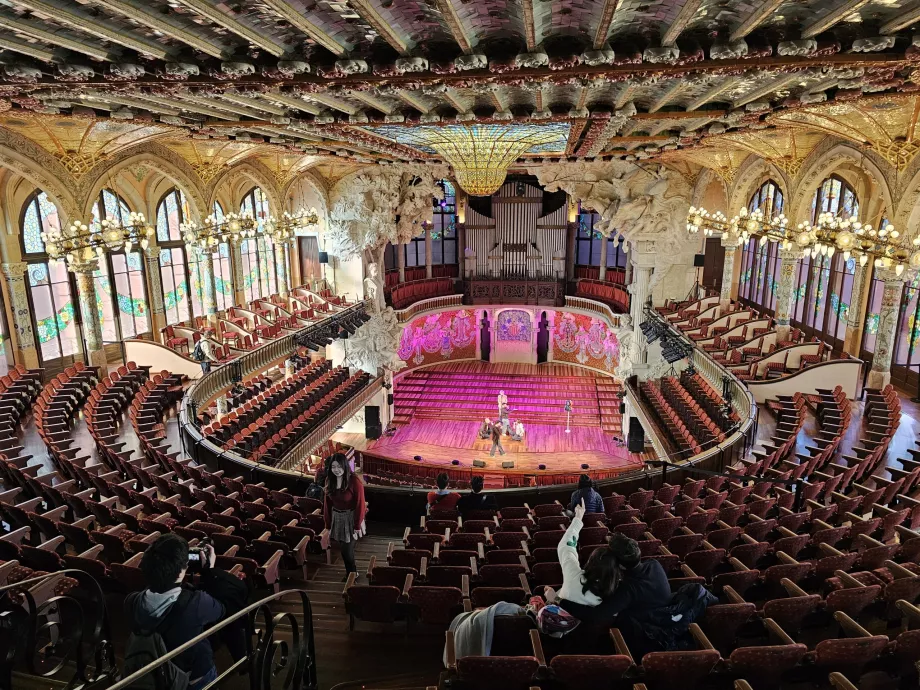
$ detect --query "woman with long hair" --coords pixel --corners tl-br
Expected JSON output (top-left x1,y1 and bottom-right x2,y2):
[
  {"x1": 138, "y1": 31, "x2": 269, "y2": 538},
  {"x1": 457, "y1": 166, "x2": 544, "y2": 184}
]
[{"x1": 321, "y1": 453, "x2": 366, "y2": 580}]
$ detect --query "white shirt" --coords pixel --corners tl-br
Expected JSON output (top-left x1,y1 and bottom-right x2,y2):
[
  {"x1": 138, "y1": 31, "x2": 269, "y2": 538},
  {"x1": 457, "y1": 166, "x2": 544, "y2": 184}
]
[{"x1": 557, "y1": 517, "x2": 603, "y2": 606}]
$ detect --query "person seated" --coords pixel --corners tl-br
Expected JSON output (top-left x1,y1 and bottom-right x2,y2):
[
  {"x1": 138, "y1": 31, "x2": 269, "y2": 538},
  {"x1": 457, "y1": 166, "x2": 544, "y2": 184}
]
[
  {"x1": 457, "y1": 475, "x2": 498, "y2": 515},
  {"x1": 511, "y1": 420, "x2": 525, "y2": 441},
  {"x1": 426, "y1": 472, "x2": 461, "y2": 514},
  {"x1": 568, "y1": 474, "x2": 604, "y2": 514},
  {"x1": 478, "y1": 417, "x2": 493, "y2": 439}
]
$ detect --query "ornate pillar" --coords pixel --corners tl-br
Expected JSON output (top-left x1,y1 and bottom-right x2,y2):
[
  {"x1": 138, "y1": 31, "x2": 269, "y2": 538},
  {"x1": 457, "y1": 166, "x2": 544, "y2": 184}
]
[
  {"x1": 73, "y1": 261, "x2": 107, "y2": 374},
  {"x1": 1, "y1": 262, "x2": 40, "y2": 369},
  {"x1": 397, "y1": 242, "x2": 406, "y2": 283},
  {"x1": 867, "y1": 269, "x2": 904, "y2": 390},
  {"x1": 565, "y1": 222, "x2": 578, "y2": 282},
  {"x1": 624, "y1": 256, "x2": 633, "y2": 286},
  {"x1": 229, "y1": 240, "x2": 246, "y2": 306},
  {"x1": 630, "y1": 263, "x2": 654, "y2": 368},
  {"x1": 843, "y1": 261, "x2": 869, "y2": 356},
  {"x1": 274, "y1": 242, "x2": 289, "y2": 297},
  {"x1": 425, "y1": 226, "x2": 433, "y2": 279},
  {"x1": 144, "y1": 246, "x2": 167, "y2": 339},
  {"x1": 774, "y1": 247, "x2": 803, "y2": 341},
  {"x1": 598, "y1": 234, "x2": 609, "y2": 282},
  {"x1": 719, "y1": 238, "x2": 741, "y2": 310},
  {"x1": 259, "y1": 240, "x2": 274, "y2": 296},
  {"x1": 196, "y1": 245, "x2": 218, "y2": 325}
]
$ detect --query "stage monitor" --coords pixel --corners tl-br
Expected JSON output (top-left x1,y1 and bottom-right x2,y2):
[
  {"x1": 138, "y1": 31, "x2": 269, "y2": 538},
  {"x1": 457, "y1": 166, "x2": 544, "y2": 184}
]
[
  {"x1": 502, "y1": 460, "x2": 515, "y2": 469},
  {"x1": 627, "y1": 417, "x2": 645, "y2": 453},
  {"x1": 473, "y1": 459, "x2": 487, "y2": 468},
  {"x1": 365, "y1": 406, "x2": 382, "y2": 440}
]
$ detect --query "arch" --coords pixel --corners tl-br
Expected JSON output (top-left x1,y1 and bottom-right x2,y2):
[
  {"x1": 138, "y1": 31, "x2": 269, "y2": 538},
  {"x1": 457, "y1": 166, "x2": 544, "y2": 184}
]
[
  {"x1": 207, "y1": 160, "x2": 282, "y2": 215},
  {"x1": 747, "y1": 179, "x2": 785, "y2": 218},
  {"x1": 787, "y1": 142, "x2": 894, "y2": 224},
  {"x1": 78, "y1": 145, "x2": 207, "y2": 222},
  {"x1": 287, "y1": 173, "x2": 330, "y2": 236},
  {"x1": 0, "y1": 128, "x2": 79, "y2": 223},
  {"x1": 729, "y1": 155, "x2": 789, "y2": 214},
  {"x1": 893, "y1": 160, "x2": 920, "y2": 238},
  {"x1": 691, "y1": 168, "x2": 728, "y2": 210}
]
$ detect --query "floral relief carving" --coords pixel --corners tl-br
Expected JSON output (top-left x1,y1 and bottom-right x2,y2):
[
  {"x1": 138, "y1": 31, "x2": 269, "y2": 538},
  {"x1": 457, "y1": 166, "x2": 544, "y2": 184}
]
[{"x1": 1, "y1": 262, "x2": 34, "y2": 350}]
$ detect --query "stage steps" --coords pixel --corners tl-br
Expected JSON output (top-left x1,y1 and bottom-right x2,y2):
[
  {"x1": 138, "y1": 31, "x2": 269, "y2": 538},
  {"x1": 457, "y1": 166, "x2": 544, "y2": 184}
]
[{"x1": 394, "y1": 369, "x2": 621, "y2": 430}]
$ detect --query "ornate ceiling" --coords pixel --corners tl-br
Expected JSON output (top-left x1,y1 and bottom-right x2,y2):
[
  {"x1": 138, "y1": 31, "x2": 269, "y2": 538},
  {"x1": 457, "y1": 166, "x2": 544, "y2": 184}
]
[{"x1": 0, "y1": 0, "x2": 917, "y2": 175}]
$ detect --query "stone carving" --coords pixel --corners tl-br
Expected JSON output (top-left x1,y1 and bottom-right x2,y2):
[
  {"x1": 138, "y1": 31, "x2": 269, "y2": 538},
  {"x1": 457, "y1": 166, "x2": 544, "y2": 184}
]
[
  {"x1": 455, "y1": 54, "x2": 488, "y2": 71},
  {"x1": 348, "y1": 306, "x2": 406, "y2": 375},
  {"x1": 395, "y1": 57, "x2": 428, "y2": 73},
  {"x1": 515, "y1": 52, "x2": 549, "y2": 68},
  {"x1": 852, "y1": 37, "x2": 896, "y2": 52},
  {"x1": 581, "y1": 48, "x2": 615, "y2": 66},
  {"x1": 161, "y1": 63, "x2": 199, "y2": 79},
  {"x1": 108, "y1": 63, "x2": 145, "y2": 80},
  {"x1": 56, "y1": 64, "x2": 95, "y2": 81},
  {"x1": 333, "y1": 59, "x2": 369, "y2": 75},
  {"x1": 216, "y1": 62, "x2": 255, "y2": 79},
  {"x1": 643, "y1": 47, "x2": 680, "y2": 64},
  {"x1": 778, "y1": 40, "x2": 817, "y2": 57},
  {"x1": 364, "y1": 262, "x2": 382, "y2": 312},
  {"x1": 1, "y1": 262, "x2": 34, "y2": 351},
  {"x1": 711, "y1": 40, "x2": 748, "y2": 60},
  {"x1": 276, "y1": 61, "x2": 311, "y2": 76},
  {"x1": 3, "y1": 66, "x2": 41, "y2": 82},
  {"x1": 800, "y1": 91, "x2": 828, "y2": 104}
]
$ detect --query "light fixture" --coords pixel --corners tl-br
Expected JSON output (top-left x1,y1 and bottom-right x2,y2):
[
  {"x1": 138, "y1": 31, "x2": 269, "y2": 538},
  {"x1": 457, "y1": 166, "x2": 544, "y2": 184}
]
[{"x1": 43, "y1": 211, "x2": 154, "y2": 272}]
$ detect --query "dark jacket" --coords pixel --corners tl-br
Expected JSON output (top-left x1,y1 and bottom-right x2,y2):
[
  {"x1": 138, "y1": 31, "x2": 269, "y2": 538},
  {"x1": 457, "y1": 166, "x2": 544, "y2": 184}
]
[
  {"x1": 126, "y1": 569, "x2": 248, "y2": 680},
  {"x1": 457, "y1": 491, "x2": 498, "y2": 515},
  {"x1": 559, "y1": 559, "x2": 671, "y2": 624},
  {"x1": 568, "y1": 487, "x2": 605, "y2": 514}
]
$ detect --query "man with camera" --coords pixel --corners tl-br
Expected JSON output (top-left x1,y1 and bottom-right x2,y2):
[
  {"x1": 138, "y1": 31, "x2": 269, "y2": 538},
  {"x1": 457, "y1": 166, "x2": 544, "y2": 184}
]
[{"x1": 126, "y1": 534, "x2": 248, "y2": 689}]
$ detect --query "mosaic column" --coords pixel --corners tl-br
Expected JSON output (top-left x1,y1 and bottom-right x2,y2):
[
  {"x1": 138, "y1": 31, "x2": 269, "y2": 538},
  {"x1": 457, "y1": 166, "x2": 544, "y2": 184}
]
[
  {"x1": 425, "y1": 226, "x2": 433, "y2": 279},
  {"x1": 397, "y1": 241, "x2": 406, "y2": 283},
  {"x1": 1, "y1": 262, "x2": 39, "y2": 369},
  {"x1": 720, "y1": 237, "x2": 741, "y2": 310},
  {"x1": 867, "y1": 268, "x2": 905, "y2": 390},
  {"x1": 195, "y1": 245, "x2": 218, "y2": 325},
  {"x1": 598, "y1": 234, "x2": 609, "y2": 282},
  {"x1": 73, "y1": 260, "x2": 107, "y2": 374},
  {"x1": 774, "y1": 247, "x2": 803, "y2": 341},
  {"x1": 143, "y1": 246, "x2": 167, "y2": 340},
  {"x1": 258, "y1": 240, "x2": 274, "y2": 296},
  {"x1": 630, "y1": 264, "x2": 653, "y2": 366},
  {"x1": 274, "y1": 242, "x2": 289, "y2": 298},
  {"x1": 229, "y1": 240, "x2": 246, "y2": 306},
  {"x1": 843, "y1": 261, "x2": 869, "y2": 356}
]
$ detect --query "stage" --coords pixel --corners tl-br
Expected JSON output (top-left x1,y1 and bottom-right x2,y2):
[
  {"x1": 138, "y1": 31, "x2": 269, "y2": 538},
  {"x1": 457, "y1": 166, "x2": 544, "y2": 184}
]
[{"x1": 341, "y1": 362, "x2": 645, "y2": 485}]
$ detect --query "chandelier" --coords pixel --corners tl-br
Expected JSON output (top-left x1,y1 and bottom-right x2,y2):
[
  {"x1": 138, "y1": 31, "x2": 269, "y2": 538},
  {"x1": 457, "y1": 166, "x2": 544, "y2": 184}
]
[
  {"x1": 264, "y1": 208, "x2": 320, "y2": 244},
  {"x1": 410, "y1": 125, "x2": 566, "y2": 196},
  {"x1": 43, "y1": 212, "x2": 154, "y2": 271},
  {"x1": 688, "y1": 205, "x2": 920, "y2": 276},
  {"x1": 182, "y1": 212, "x2": 256, "y2": 251}
]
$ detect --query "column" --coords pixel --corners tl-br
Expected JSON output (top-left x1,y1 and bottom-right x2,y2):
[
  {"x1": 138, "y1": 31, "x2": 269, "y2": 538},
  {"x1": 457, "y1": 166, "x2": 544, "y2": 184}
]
[
  {"x1": 598, "y1": 235, "x2": 609, "y2": 282},
  {"x1": 196, "y1": 245, "x2": 218, "y2": 325},
  {"x1": 229, "y1": 240, "x2": 246, "y2": 306},
  {"x1": 719, "y1": 238, "x2": 740, "y2": 309},
  {"x1": 274, "y1": 242, "x2": 289, "y2": 297},
  {"x1": 843, "y1": 261, "x2": 869, "y2": 356},
  {"x1": 867, "y1": 268, "x2": 905, "y2": 390},
  {"x1": 397, "y1": 242, "x2": 406, "y2": 283},
  {"x1": 774, "y1": 247, "x2": 802, "y2": 341},
  {"x1": 624, "y1": 256, "x2": 633, "y2": 286},
  {"x1": 425, "y1": 225, "x2": 433, "y2": 279},
  {"x1": 630, "y1": 263, "x2": 653, "y2": 368},
  {"x1": 73, "y1": 261, "x2": 107, "y2": 374},
  {"x1": 258, "y1": 240, "x2": 274, "y2": 296},
  {"x1": 1, "y1": 262, "x2": 40, "y2": 369},
  {"x1": 144, "y1": 246, "x2": 167, "y2": 339},
  {"x1": 565, "y1": 222, "x2": 578, "y2": 282}
]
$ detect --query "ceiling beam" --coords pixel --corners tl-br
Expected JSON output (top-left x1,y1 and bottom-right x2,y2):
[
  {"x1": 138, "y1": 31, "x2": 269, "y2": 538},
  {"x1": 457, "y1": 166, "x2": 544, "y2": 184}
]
[
  {"x1": 219, "y1": 93, "x2": 289, "y2": 117},
  {"x1": 649, "y1": 82, "x2": 688, "y2": 113},
  {"x1": 0, "y1": 13, "x2": 112, "y2": 60},
  {"x1": 265, "y1": 92, "x2": 322, "y2": 115},
  {"x1": 347, "y1": 0, "x2": 411, "y2": 55},
  {"x1": 615, "y1": 83, "x2": 637, "y2": 109},
  {"x1": 593, "y1": 0, "x2": 621, "y2": 49},
  {"x1": 0, "y1": 34, "x2": 56, "y2": 61},
  {"x1": 802, "y1": 0, "x2": 871, "y2": 38},
  {"x1": 88, "y1": 0, "x2": 228, "y2": 58},
  {"x1": 684, "y1": 77, "x2": 742, "y2": 111},
  {"x1": 12, "y1": 0, "x2": 175, "y2": 59},
  {"x1": 733, "y1": 72, "x2": 804, "y2": 107},
  {"x1": 661, "y1": 0, "x2": 704, "y2": 47},
  {"x1": 521, "y1": 0, "x2": 538, "y2": 52},
  {"x1": 348, "y1": 91, "x2": 396, "y2": 114},
  {"x1": 490, "y1": 90, "x2": 507, "y2": 112},
  {"x1": 79, "y1": 92, "x2": 183, "y2": 116},
  {"x1": 174, "y1": 0, "x2": 288, "y2": 56},
  {"x1": 258, "y1": 0, "x2": 350, "y2": 56},
  {"x1": 181, "y1": 94, "x2": 268, "y2": 119},
  {"x1": 880, "y1": 4, "x2": 920, "y2": 33},
  {"x1": 132, "y1": 94, "x2": 239, "y2": 120},
  {"x1": 730, "y1": 0, "x2": 786, "y2": 42},
  {"x1": 575, "y1": 87, "x2": 589, "y2": 111},
  {"x1": 396, "y1": 92, "x2": 430, "y2": 113},
  {"x1": 442, "y1": 89, "x2": 470, "y2": 113},
  {"x1": 304, "y1": 94, "x2": 359, "y2": 115},
  {"x1": 432, "y1": 0, "x2": 474, "y2": 54}
]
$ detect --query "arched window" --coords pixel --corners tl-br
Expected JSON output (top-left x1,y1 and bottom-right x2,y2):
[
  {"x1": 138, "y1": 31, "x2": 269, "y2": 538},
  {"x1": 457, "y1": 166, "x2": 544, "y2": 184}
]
[
  {"x1": 385, "y1": 180, "x2": 462, "y2": 279},
  {"x1": 21, "y1": 191, "x2": 80, "y2": 364},
  {"x1": 738, "y1": 181, "x2": 784, "y2": 310},
  {"x1": 211, "y1": 201, "x2": 233, "y2": 311},
  {"x1": 90, "y1": 189, "x2": 149, "y2": 343},
  {"x1": 155, "y1": 189, "x2": 193, "y2": 326},
  {"x1": 789, "y1": 176, "x2": 861, "y2": 349},
  {"x1": 240, "y1": 187, "x2": 275, "y2": 301}
]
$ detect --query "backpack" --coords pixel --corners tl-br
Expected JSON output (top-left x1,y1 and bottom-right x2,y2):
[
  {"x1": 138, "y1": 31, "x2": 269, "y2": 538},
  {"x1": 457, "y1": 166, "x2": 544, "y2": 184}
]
[
  {"x1": 123, "y1": 592, "x2": 192, "y2": 690},
  {"x1": 192, "y1": 341, "x2": 205, "y2": 362}
]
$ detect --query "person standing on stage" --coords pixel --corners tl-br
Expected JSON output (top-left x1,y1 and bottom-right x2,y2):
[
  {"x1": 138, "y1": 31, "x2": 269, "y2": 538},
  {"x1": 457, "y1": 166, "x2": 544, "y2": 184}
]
[
  {"x1": 489, "y1": 419, "x2": 506, "y2": 457},
  {"x1": 497, "y1": 390, "x2": 508, "y2": 414}
]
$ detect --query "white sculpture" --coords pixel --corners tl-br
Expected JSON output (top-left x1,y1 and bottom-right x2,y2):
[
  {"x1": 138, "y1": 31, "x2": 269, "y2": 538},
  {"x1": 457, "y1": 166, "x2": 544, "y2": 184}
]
[
  {"x1": 277, "y1": 60, "x2": 311, "y2": 75},
  {"x1": 347, "y1": 306, "x2": 406, "y2": 375},
  {"x1": 455, "y1": 54, "x2": 488, "y2": 71},
  {"x1": 395, "y1": 57, "x2": 428, "y2": 73},
  {"x1": 334, "y1": 59, "x2": 369, "y2": 75},
  {"x1": 57, "y1": 64, "x2": 95, "y2": 80},
  {"x1": 219, "y1": 62, "x2": 256, "y2": 77},
  {"x1": 109, "y1": 63, "x2": 145, "y2": 79},
  {"x1": 711, "y1": 40, "x2": 748, "y2": 60},
  {"x1": 581, "y1": 47, "x2": 615, "y2": 66},
  {"x1": 777, "y1": 40, "x2": 817, "y2": 57},
  {"x1": 364, "y1": 263, "x2": 383, "y2": 312},
  {"x1": 164, "y1": 63, "x2": 200, "y2": 78},
  {"x1": 515, "y1": 52, "x2": 549, "y2": 68}
]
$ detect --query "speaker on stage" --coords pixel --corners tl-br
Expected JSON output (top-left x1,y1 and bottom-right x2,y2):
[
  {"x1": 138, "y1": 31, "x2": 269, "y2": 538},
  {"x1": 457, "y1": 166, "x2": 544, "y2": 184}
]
[
  {"x1": 693, "y1": 253, "x2": 706, "y2": 267},
  {"x1": 365, "y1": 405, "x2": 382, "y2": 440},
  {"x1": 502, "y1": 460, "x2": 515, "y2": 469},
  {"x1": 619, "y1": 401, "x2": 626, "y2": 415},
  {"x1": 387, "y1": 393, "x2": 394, "y2": 406},
  {"x1": 627, "y1": 417, "x2": 645, "y2": 453},
  {"x1": 473, "y1": 459, "x2": 486, "y2": 468}
]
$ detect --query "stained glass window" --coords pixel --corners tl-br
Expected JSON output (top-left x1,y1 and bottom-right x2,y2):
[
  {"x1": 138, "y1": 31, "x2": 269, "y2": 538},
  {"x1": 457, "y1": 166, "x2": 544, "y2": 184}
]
[
  {"x1": 575, "y1": 210, "x2": 627, "y2": 275},
  {"x1": 748, "y1": 180, "x2": 784, "y2": 218},
  {"x1": 738, "y1": 182, "x2": 786, "y2": 311},
  {"x1": 156, "y1": 189, "x2": 194, "y2": 324},
  {"x1": 241, "y1": 188, "x2": 274, "y2": 301},
  {"x1": 22, "y1": 191, "x2": 61, "y2": 255},
  {"x1": 812, "y1": 175, "x2": 859, "y2": 222}
]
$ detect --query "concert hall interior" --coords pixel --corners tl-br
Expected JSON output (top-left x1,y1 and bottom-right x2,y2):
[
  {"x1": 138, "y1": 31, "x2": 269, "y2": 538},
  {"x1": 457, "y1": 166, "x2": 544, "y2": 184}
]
[{"x1": 8, "y1": 2, "x2": 920, "y2": 689}]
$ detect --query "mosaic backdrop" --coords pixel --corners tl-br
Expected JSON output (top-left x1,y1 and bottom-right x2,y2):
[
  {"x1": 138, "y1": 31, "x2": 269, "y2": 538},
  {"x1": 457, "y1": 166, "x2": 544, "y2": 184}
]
[
  {"x1": 398, "y1": 309, "x2": 478, "y2": 368},
  {"x1": 496, "y1": 309, "x2": 532, "y2": 342},
  {"x1": 551, "y1": 311, "x2": 620, "y2": 372}
]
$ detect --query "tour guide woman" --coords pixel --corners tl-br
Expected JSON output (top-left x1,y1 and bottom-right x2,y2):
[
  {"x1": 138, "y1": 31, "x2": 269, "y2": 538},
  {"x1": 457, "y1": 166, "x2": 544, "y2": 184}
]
[{"x1": 321, "y1": 453, "x2": 367, "y2": 580}]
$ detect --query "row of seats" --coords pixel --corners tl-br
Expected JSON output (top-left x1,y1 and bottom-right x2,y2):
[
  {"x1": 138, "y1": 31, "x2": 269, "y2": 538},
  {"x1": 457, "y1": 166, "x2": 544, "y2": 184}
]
[
  {"x1": 659, "y1": 376, "x2": 725, "y2": 447},
  {"x1": 640, "y1": 379, "x2": 703, "y2": 456}
]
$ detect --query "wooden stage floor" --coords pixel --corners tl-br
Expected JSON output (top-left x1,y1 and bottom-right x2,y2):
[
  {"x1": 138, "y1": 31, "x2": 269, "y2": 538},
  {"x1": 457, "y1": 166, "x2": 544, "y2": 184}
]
[{"x1": 361, "y1": 419, "x2": 634, "y2": 473}]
